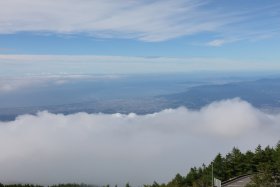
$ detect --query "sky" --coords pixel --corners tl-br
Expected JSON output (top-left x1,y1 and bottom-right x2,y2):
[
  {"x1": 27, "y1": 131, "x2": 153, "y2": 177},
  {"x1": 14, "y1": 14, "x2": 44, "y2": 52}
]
[
  {"x1": 1, "y1": 1, "x2": 280, "y2": 186},
  {"x1": 0, "y1": 0, "x2": 280, "y2": 75}
]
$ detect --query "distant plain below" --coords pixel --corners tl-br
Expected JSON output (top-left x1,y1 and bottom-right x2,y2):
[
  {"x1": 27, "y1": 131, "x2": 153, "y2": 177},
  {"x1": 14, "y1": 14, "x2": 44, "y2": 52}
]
[{"x1": 1, "y1": 72, "x2": 280, "y2": 121}]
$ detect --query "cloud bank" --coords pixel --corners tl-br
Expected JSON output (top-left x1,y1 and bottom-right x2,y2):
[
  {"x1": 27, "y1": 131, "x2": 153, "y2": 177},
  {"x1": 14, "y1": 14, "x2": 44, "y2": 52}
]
[{"x1": 0, "y1": 98, "x2": 279, "y2": 185}]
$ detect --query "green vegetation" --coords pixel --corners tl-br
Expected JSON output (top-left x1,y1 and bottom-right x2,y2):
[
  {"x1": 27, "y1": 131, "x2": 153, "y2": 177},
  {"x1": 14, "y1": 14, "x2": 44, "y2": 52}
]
[{"x1": 145, "y1": 141, "x2": 280, "y2": 187}]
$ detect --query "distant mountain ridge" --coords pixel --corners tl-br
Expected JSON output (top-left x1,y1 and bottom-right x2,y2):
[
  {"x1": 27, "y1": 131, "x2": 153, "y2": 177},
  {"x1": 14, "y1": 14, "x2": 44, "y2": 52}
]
[{"x1": 160, "y1": 78, "x2": 280, "y2": 109}]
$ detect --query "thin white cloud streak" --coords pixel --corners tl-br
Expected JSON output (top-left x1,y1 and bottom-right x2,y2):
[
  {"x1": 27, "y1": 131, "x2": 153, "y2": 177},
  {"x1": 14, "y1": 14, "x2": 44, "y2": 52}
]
[
  {"x1": 206, "y1": 39, "x2": 226, "y2": 47},
  {"x1": 1, "y1": 55, "x2": 279, "y2": 77},
  {"x1": 0, "y1": 0, "x2": 279, "y2": 42},
  {"x1": 0, "y1": 98, "x2": 279, "y2": 185},
  {"x1": 0, "y1": 74, "x2": 122, "y2": 92}
]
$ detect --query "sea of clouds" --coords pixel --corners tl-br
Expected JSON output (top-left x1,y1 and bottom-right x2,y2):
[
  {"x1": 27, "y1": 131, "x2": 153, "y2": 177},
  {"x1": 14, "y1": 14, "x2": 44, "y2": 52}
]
[{"x1": 0, "y1": 98, "x2": 279, "y2": 186}]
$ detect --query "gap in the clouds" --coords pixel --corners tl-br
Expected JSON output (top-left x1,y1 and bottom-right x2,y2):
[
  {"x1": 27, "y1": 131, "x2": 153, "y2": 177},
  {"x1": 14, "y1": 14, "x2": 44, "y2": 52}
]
[{"x1": 1, "y1": 72, "x2": 280, "y2": 121}]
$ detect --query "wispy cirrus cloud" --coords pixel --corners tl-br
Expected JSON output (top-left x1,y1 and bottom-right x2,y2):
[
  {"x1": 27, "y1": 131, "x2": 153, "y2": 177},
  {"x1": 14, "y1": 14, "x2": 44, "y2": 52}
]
[
  {"x1": 0, "y1": 0, "x2": 215, "y2": 41},
  {"x1": 0, "y1": 0, "x2": 279, "y2": 42}
]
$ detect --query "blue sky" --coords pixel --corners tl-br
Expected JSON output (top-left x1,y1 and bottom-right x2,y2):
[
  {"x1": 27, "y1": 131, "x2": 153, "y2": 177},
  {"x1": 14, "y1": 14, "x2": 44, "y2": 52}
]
[{"x1": 0, "y1": 0, "x2": 280, "y2": 74}]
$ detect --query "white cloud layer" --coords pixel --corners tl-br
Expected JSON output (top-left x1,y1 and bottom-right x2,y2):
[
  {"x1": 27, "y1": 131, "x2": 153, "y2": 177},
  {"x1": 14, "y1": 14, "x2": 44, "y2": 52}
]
[
  {"x1": 0, "y1": 0, "x2": 279, "y2": 42},
  {"x1": 1, "y1": 54, "x2": 279, "y2": 77},
  {"x1": 0, "y1": 98, "x2": 279, "y2": 185}
]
